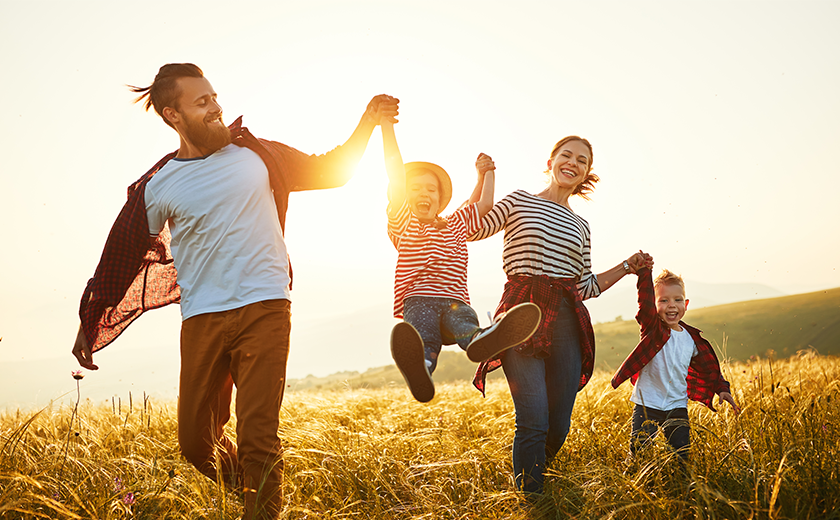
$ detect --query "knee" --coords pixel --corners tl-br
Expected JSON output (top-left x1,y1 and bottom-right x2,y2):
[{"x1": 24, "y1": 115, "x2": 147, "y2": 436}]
[{"x1": 179, "y1": 441, "x2": 214, "y2": 469}]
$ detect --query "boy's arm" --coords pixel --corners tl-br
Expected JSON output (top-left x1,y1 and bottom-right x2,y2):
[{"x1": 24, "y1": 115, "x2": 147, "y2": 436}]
[
  {"x1": 634, "y1": 267, "x2": 659, "y2": 334},
  {"x1": 381, "y1": 121, "x2": 406, "y2": 217}
]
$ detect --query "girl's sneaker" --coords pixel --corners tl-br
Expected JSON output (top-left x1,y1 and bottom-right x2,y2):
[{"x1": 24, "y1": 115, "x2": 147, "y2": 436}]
[
  {"x1": 466, "y1": 302, "x2": 542, "y2": 362},
  {"x1": 391, "y1": 322, "x2": 435, "y2": 402}
]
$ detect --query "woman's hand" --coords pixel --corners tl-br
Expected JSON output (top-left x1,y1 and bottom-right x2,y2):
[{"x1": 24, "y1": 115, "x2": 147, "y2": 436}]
[{"x1": 627, "y1": 250, "x2": 654, "y2": 274}]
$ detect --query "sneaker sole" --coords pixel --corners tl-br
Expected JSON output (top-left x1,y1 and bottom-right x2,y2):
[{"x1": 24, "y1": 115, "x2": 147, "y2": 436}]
[
  {"x1": 466, "y1": 302, "x2": 542, "y2": 362},
  {"x1": 390, "y1": 322, "x2": 435, "y2": 403}
]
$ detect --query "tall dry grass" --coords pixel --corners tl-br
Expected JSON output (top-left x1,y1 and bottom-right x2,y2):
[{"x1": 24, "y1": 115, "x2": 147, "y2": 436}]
[{"x1": 2, "y1": 352, "x2": 838, "y2": 519}]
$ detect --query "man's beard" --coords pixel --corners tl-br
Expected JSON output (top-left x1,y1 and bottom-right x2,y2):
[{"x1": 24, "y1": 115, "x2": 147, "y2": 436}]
[{"x1": 183, "y1": 113, "x2": 231, "y2": 154}]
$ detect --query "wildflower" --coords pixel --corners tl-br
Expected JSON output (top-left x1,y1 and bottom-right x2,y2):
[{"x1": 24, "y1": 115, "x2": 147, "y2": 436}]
[
  {"x1": 114, "y1": 477, "x2": 124, "y2": 492},
  {"x1": 72, "y1": 370, "x2": 84, "y2": 380},
  {"x1": 123, "y1": 492, "x2": 136, "y2": 505}
]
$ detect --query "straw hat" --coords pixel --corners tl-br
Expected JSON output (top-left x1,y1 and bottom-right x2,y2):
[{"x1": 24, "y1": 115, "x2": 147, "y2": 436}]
[{"x1": 404, "y1": 161, "x2": 452, "y2": 214}]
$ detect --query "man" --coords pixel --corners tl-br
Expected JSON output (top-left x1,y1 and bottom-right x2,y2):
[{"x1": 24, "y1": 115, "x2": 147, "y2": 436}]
[{"x1": 71, "y1": 63, "x2": 398, "y2": 519}]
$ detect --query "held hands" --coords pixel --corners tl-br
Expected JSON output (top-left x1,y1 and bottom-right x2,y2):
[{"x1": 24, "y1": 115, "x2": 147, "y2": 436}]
[
  {"x1": 626, "y1": 250, "x2": 654, "y2": 274},
  {"x1": 475, "y1": 153, "x2": 496, "y2": 176},
  {"x1": 718, "y1": 391, "x2": 742, "y2": 415},
  {"x1": 366, "y1": 94, "x2": 400, "y2": 125}
]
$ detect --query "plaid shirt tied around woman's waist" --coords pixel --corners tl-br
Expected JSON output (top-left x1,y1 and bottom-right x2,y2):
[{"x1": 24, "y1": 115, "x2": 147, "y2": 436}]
[{"x1": 472, "y1": 275, "x2": 596, "y2": 396}]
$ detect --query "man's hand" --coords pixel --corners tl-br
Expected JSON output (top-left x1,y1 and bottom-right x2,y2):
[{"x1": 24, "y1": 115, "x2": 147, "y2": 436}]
[
  {"x1": 475, "y1": 153, "x2": 495, "y2": 176},
  {"x1": 366, "y1": 94, "x2": 400, "y2": 125},
  {"x1": 719, "y1": 391, "x2": 741, "y2": 415},
  {"x1": 72, "y1": 324, "x2": 99, "y2": 370}
]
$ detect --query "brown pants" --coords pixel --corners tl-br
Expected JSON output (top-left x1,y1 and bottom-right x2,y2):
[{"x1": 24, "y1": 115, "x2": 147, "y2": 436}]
[{"x1": 179, "y1": 299, "x2": 291, "y2": 520}]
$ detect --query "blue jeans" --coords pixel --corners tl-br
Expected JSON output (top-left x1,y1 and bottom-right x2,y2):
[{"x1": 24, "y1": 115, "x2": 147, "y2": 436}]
[
  {"x1": 502, "y1": 293, "x2": 582, "y2": 494},
  {"x1": 403, "y1": 296, "x2": 480, "y2": 373}
]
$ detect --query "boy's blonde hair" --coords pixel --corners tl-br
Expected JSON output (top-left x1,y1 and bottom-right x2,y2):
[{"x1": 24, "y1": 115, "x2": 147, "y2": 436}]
[{"x1": 654, "y1": 269, "x2": 685, "y2": 293}]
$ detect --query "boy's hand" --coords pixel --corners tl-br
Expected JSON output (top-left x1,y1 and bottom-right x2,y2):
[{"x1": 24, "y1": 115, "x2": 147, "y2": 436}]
[
  {"x1": 365, "y1": 94, "x2": 400, "y2": 125},
  {"x1": 719, "y1": 391, "x2": 741, "y2": 415},
  {"x1": 475, "y1": 153, "x2": 495, "y2": 176}
]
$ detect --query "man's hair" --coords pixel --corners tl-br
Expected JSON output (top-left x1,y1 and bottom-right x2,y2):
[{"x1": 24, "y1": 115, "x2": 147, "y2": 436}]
[
  {"x1": 128, "y1": 63, "x2": 204, "y2": 128},
  {"x1": 654, "y1": 269, "x2": 686, "y2": 292},
  {"x1": 545, "y1": 136, "x2": 599, "y2": 200}
]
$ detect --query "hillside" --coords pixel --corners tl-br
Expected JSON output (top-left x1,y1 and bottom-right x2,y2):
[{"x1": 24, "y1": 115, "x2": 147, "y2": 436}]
[
  {"x1": 594, "y1": 286, "x2": 840, "y2": 370},
  {"x1": 288, "y1": 286, "x2": 840, "y2": 392}
]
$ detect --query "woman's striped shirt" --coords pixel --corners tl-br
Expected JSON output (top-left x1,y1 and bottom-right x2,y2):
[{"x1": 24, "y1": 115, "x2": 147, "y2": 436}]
[
  {"x1": 388, "y1": 200, "x2": 482, "y2": 318},
  {"x1": 469, "y1": 190, "x2": 601, "y2": 300}
]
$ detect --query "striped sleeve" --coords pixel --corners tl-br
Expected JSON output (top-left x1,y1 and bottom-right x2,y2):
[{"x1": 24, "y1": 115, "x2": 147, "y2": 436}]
[
  {"x1": 387, "y1": 199, "x2": 411, "y2": 250},
  {"x1": 469, "y1": 192, "x2": 514, "y2": 241},
  {"x1": 450, "y1": 203, "x2": 482, "y2": 237},
  {"x1": 575, "y1": 219, "x2": 601, "y2": 300}
]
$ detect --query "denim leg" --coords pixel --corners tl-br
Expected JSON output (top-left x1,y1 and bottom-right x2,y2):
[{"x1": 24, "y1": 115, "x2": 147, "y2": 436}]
[
  {"x1": 440, "y1": 299, "x2": 481, "y2": 351},
  {"x1": 631, "y1": 404, "x2": 662, "y2": 456},
  {"x1": 662, "y1": 408, "x2": 690, "y2": 459},
  {"x1": 403, "y1": 297, "x2": 443, "y2": 373},
  {"x1": 502, "y1": 348, "x2": 549, "y2": 494},
  {"x1": 502, "y1": 295, "x2": 583, "y2": 494},
  {"x1": 543, "y1": 303, "x2": 582, "y2": 461}
]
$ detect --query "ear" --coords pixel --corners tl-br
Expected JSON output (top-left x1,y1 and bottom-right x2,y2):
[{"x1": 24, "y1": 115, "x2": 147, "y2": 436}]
[
  {"x1": 162, "y1": 106, "x2": 180, "y2": 126},
  {"x1": 684, "y1": 299, "x2": 689, "y2": 311},
  {"x1": 547, "y1": 158, "x2": 553, "y2": 170}
]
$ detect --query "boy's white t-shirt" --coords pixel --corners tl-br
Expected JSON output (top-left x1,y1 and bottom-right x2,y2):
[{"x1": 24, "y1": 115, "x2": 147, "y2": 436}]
[
  {"x1": 145, "y1": 144, "x2": 291, "y2": 320},
  {"x1": 631, "y1": 327, "x2": 699, "y2": 411}
]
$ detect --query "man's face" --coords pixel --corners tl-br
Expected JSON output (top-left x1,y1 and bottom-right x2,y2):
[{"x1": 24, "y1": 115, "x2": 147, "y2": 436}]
[{"x1": 170, "y1": 76, "x2": 230, "y2": 154}]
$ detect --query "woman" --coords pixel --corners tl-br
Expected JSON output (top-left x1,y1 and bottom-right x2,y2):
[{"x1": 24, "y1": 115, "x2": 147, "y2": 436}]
[{"x1": 470, "y1": 136, "x2": 651, "y2": 495}]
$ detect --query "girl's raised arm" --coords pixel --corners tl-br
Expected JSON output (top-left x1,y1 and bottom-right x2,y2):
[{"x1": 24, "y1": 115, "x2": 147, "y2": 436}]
[{"x1": 381, "y1": 121, "x2": 406, "y2": 217}]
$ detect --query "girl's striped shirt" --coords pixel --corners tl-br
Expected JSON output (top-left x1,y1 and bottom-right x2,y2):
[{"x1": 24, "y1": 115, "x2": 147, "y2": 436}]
[
  {"x1": 469, "y1": 190, "x2": 600, "y2": 300},
  {"x1": 388, "y1": 200, "x2": 481, "y2": 318}
]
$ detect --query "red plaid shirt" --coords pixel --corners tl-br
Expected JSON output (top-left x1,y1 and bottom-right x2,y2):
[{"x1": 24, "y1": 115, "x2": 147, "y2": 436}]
[
  {"x1": 472, "y1": 275, "x2": 596, "y2": 396},
  {"x1": 80, "y1": 117, "x2": 351, "y2": 352},
  {"x1": 610, "y1": 268, "x2": 731, "y2": 411}
]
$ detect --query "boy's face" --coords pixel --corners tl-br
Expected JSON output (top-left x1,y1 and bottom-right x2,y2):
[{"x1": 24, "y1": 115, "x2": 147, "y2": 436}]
[
  {"x1": 654, "y1": 282, "x2": 689, "y2": 330},
  {"x1": 407, "y1": 171, "x2": 441, "y2": 223}
]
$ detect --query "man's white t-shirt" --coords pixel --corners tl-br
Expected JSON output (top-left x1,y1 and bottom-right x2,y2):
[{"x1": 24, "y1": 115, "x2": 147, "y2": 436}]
[
  {"x1": 145, "y1": 144, "x2": 291, "y2": 320},
  {"x1": 631, "y1": 327, "x2": 698, "y2": 411}
]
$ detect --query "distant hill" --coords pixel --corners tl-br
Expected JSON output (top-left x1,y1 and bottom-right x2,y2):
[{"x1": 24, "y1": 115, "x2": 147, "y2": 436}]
[
  {"x1": 594, "y1": 286, "x2": 840, "y2": 370},
  {"x1": 287, "y1": 287, "x2": 840, "y2": 392}
]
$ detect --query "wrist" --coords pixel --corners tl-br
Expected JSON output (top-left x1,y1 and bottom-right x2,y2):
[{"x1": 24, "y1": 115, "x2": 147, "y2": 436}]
[{"x1": 622, "y1": 260, "x2": 631, "y2": 275}]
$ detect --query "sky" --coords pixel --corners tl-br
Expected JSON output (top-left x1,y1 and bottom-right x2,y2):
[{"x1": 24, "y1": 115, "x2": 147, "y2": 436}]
[{"x1": 1, "y1": 0, "x2": 838, "y2": 410}]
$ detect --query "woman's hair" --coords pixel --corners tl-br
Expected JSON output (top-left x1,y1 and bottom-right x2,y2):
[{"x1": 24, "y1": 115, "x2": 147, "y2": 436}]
[
  {"x1": 546, "y1": 136, "x2": 599, "y2": 200},
  {"x1": 128, "y1": 63, "x2": 205, "y2": 128}
]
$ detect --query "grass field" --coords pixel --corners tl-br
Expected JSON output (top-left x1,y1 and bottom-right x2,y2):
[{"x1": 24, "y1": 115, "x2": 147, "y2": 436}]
[{"x1": 2, "y1": 352, "x2": 839, "y2": 519}]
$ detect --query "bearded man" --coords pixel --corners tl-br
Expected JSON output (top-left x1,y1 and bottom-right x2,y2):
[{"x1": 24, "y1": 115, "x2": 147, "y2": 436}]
[{"x1": 71, "y1": 63, "x2": 398, "y2": 519}]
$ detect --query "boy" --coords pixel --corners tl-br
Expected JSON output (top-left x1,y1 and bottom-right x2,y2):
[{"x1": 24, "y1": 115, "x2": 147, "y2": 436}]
[
  {"x1": 611, "y1": 267, "x2": 741, "y2": 459},
  {"x1": 381, "y1": 119, "x2": 540, "y2": 403}
]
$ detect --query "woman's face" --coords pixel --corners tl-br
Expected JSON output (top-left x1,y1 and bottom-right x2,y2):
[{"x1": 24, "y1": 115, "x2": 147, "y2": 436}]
[{"x1": 547, "y1": 140, "x2": 591, "y2": 191}]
